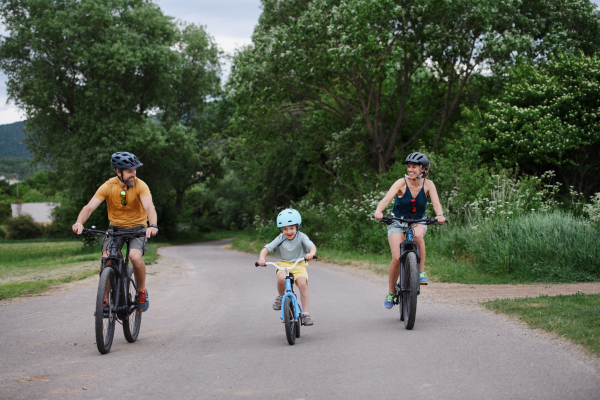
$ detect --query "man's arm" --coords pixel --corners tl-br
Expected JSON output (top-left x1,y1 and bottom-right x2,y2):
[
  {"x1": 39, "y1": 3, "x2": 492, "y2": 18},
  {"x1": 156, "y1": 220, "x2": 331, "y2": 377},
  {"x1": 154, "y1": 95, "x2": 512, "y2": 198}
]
[
  {"x1": 72, "y1": 198, "x2": 103, "y2": 234},
  {"x1": 141, "y1": 195, "x2": 158, "y2": 238}
]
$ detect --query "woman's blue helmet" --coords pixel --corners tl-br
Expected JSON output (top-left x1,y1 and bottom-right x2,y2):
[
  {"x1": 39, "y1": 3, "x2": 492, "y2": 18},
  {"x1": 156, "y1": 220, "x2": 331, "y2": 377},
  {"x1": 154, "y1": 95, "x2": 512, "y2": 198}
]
[{"x1": 277, "y1": 208, "x2": 302, "y2": 230}]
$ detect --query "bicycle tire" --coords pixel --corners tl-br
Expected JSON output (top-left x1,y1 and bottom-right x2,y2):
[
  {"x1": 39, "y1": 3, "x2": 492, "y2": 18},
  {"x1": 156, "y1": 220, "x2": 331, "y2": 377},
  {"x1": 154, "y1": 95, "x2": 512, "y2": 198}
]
[
  {"x1": 283, "y1": 297, "x2": 296, "y2": 345},
  {"x1": 123, "y1": 263, "x2": 141, "y2": 343},
  {"x1": 402, "y1": 252, "x2": 419, "y2": 330},
  {"x1": 95, "y1": 267, "x2": 116, "y2": 354},
  {"x1": 296, "y1": 314, "x2": 301, "y2": 338},
  {"x1": 396, "y1": 280, "x2": 404, "y2": 321}
]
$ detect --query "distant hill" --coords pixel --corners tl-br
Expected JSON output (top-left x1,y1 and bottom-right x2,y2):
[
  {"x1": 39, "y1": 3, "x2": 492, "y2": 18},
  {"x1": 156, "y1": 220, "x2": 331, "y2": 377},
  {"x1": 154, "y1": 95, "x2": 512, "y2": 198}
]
[{"x1": 0, "y1": 121, "x2": 29, "y2": 158}]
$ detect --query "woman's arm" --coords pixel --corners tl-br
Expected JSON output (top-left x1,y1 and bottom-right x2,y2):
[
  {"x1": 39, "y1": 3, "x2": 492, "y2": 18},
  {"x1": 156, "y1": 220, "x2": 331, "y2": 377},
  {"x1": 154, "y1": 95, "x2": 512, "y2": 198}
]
[
  {"x1": 374, "y1": 179, "x2": 404, "y2": 220},
  {"x1": 426, "y1": 180, "x2": 446, "y2": 223}
]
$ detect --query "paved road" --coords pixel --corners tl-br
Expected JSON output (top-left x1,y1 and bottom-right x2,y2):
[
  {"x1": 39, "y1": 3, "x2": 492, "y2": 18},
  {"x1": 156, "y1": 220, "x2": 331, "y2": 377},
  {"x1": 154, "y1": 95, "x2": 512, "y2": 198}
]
[{"x1": 1, "y1": 240, "x2": 599, "y2": 399}]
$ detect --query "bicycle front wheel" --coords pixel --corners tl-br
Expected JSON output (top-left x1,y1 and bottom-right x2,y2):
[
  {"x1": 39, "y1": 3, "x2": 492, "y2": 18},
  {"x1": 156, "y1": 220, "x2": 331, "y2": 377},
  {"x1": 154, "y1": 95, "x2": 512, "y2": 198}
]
[
  {"x1": 402, "y1": 252, "x2": 419, "y2": 330},
  {"x1": 283, "y1": 297, "x2": 296, "y2": 345},
  {"x1": 95, "y1": 267, "x2": 116, "y2": 354},
  {"x1": 123, "y1": 263, "x2": 142, "y2": 343}
]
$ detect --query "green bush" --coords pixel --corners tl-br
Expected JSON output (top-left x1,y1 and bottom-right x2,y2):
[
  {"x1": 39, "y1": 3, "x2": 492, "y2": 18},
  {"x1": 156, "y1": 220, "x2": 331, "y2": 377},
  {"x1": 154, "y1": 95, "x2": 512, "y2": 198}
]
[
  {"x1": 4, "y1": 214, "x2": 44, "y2": 240},
  {"x1": 0, "y1": 225, "x2": 5, "y2": 239},
  {"x1": 430, "y1": 212, "x2": 600, "y2": 282}
]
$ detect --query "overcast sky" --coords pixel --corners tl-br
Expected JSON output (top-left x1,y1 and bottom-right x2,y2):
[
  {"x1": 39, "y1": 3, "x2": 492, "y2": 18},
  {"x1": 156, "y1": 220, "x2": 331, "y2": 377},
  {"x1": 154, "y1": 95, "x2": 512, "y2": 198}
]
[{"x1": 1, "y1": 0, "x2": 599, "y2": 124}]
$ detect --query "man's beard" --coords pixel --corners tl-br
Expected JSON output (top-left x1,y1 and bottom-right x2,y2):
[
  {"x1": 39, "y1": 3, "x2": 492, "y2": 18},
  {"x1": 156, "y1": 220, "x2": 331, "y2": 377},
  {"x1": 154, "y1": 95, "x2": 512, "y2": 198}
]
[{"x1": 126, "y1": 177, "x2": 135, "y2": 187}]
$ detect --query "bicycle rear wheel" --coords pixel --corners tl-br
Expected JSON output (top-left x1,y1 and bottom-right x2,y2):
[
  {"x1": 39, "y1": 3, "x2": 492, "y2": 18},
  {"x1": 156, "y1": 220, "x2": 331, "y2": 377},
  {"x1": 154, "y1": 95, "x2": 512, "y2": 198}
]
[
  {"x1": 283, "y1": 297, "x2": 296, "y2": 345},
  {"x1": 402, "y1": 252, "x2": 419, "y2": 330},
  {"x1": 95, "y1": 267, "x2": 116, "y2": 354},
  {"x1": 123, "y1": 263, "x2": 142, "y2": 343}
]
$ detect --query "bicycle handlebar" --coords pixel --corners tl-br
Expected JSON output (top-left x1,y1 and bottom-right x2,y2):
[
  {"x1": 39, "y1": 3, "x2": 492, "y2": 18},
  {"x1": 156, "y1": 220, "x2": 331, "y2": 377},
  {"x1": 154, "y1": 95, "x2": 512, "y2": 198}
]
[
  {"x1": 372, "y1": 215, "x2": 449, "y2": 225},
  {"x1": 81, "y1": 228, "x2": 148, "y2": 239},
  {"x1": 255, "y1": 255, "x2": 318, "y2": 268}
]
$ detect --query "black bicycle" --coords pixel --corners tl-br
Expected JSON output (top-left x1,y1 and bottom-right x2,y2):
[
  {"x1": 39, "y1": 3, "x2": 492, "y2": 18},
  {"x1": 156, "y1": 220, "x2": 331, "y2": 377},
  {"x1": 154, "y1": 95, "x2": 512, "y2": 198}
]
[
  {"x1": 375, "y1": 216, "x2": 446, "y2": 330},
  {"x1": 82, "y1": 227, "x2": 148, "y2": 354}
]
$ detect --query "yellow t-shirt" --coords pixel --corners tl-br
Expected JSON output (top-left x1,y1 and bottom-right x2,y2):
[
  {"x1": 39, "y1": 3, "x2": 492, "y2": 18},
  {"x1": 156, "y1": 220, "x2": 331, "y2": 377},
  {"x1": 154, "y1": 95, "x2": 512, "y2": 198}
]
[{"x1": 93, "y1": 177, "x2": 151, "y2": 228}]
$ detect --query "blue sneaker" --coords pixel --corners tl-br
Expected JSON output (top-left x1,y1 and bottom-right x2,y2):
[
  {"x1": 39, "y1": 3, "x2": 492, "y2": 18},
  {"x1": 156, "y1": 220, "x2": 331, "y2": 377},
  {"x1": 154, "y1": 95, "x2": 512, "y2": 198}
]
[
  {"x1": 419, "y1": 271, "x2": 429, "y2": 285},
  {"x1": 138, "y1": 290, "x2": 149, "y2": 312},
  {"x1": 94, "y1": 301, "x2": 109, "y2": 318},
  {"x1": 384, "y1": 293, "x2": 394, "y2": 309}
]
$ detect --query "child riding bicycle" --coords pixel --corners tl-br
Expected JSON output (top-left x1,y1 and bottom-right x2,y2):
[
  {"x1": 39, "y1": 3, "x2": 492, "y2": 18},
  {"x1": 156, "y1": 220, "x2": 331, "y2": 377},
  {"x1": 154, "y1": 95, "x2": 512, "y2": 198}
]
[{"x1": 257, "y1": 208, "x2": 317, "y2": 326}]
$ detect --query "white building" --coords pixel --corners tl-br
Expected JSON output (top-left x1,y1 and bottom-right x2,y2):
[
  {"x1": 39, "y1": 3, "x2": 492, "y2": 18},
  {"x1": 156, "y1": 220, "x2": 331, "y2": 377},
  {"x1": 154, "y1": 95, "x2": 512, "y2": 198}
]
[{"x1": 11, "y1": 202, "x2": 61, "y2": 224}]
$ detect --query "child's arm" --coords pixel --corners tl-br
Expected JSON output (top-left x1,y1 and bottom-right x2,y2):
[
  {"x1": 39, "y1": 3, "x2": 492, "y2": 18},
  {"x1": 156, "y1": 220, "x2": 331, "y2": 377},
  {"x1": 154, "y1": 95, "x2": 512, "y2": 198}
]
[
  {"x1": 258, "y1": 247, "x2": 269, "y2": 267},
  {"x1": 305, "y1": 245, "x2": 317, "y2": 261}
]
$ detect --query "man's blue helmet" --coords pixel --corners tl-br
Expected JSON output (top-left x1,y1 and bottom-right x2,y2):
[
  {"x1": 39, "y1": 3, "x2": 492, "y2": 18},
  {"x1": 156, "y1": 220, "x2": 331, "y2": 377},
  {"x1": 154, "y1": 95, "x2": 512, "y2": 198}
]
[{"x1": 277, "y1": 208, "x2": 302, "y2": 230}]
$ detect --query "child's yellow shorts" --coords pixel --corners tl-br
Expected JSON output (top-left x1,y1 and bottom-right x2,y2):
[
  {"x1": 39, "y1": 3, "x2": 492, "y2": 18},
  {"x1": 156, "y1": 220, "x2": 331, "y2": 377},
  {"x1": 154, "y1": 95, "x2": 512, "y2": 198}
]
[{"x1": 275, "y1": 261, "x2": 308, "y2": 286}]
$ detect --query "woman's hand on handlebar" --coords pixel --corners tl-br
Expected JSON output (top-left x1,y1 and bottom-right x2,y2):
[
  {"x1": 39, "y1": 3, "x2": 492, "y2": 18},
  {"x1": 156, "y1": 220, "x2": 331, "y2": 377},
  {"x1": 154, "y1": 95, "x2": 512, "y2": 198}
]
[
  {"x1": 373, "y1": 212, "x2": 383, "y2": 220},
  {"x1": 435, "y1": 215, "x2": 446, "y2": 224}
]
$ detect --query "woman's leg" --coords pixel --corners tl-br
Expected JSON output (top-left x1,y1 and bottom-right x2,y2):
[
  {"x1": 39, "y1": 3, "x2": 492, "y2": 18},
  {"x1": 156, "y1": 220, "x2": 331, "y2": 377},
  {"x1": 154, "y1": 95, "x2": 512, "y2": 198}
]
[
  {"x1": 412, "y1": 224, "x2": 427, "y2": 271},
  {"x1": 388, "y1": 232, "x2": 405, "y2": 293}
]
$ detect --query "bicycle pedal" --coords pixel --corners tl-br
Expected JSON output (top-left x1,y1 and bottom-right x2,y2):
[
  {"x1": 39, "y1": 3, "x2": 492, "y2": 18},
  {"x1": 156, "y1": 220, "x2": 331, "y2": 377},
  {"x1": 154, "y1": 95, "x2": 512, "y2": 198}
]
[{"x1": 420, "y1": 282, "x2": 428, "y2": 286}]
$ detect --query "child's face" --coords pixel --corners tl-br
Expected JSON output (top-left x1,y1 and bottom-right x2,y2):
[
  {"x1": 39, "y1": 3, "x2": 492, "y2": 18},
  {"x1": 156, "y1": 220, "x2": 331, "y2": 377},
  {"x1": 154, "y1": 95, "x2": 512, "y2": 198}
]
[{"x1": 282, "y1": 225, "x2": 298, "y2": 240}]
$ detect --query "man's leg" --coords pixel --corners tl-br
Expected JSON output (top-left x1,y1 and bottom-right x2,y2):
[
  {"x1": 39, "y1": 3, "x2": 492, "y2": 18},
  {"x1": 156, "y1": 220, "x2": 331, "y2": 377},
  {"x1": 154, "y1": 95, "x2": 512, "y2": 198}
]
[{"x1": 129, "y1": 249, "x2": 146, "y2": 292}]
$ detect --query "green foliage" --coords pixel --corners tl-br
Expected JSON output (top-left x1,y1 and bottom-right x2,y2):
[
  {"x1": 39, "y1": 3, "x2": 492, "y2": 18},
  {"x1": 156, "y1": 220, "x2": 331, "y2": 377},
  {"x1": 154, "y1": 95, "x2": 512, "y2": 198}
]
[
  {"x1": 0, "y1": 156, "x2": 40, "y2": 180},
  {"x1": 431, "y1": 212, "x2": 600, "y2": 282},
  {"x1": 479, "y1": 53, "x2": 600, "y2": 195},
  {"x1": 484, "y1": 293, "x2": 600, "y2": 355},
  {"x1": 0, "y1": 0, "x2": 225, "y2": 235},
  {"x1": 231, "y1": 0, "x2": 600, "y2": 175},
  {"x1": 0, "y1": 121, "x2": 28, "y2": 157},
  {"x1": 4, "y1": 214, "x2": 43, "y2": 239}
]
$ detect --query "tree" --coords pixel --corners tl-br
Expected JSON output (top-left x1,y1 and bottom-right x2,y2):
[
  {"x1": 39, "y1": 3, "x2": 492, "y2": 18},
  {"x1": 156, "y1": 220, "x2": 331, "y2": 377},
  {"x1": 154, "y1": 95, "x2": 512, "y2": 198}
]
[
  {"x1": 0, "y1": 0, "x2": 224, "y2": 229},
  {"x1": 230, "y1": 0, "x2": 600, "y2": 173},
  {"x1": 480, "y1": 53, "x2": 600, "y2": 195}
]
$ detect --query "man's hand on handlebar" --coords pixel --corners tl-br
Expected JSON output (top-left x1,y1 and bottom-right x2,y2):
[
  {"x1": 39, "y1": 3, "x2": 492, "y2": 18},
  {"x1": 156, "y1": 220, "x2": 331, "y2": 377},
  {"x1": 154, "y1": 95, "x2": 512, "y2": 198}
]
[
  {"x1": 72, "y1": 222, "x2": 84, "y2": 235},
  {"x1": 146, "y1": 227, "x2": 158, "y2": 238}
]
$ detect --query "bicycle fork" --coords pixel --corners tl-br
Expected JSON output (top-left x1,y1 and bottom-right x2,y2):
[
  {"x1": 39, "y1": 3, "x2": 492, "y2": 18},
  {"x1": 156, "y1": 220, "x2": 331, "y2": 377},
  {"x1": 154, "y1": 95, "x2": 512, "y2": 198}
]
[{"x1": 279, "y1": 278, "x2": 302, "y2": 323}]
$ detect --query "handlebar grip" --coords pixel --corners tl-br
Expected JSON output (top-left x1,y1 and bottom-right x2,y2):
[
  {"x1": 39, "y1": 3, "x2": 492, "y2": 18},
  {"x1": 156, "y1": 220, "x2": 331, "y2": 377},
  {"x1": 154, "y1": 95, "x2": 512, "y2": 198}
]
[
  {"x1": 255, "y1": 262, "x2": 260, "y2": 267},
  {"x1": 313, "y1": 255, "x2": 318, "y2": 259}
]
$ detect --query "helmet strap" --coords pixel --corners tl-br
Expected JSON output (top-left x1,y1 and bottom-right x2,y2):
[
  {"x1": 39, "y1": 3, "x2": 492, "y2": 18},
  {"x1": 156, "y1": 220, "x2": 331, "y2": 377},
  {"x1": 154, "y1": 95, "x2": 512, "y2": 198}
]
[{"x1": 116, "y1": 169, "x2": 131, "y2": 189}]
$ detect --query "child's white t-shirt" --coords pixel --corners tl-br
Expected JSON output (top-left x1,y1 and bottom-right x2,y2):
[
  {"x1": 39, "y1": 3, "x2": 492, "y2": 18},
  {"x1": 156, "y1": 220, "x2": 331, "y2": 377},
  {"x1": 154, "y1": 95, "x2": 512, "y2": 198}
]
[{"x1": 264, "y1": 231, "x2": 316, "y2": 262}]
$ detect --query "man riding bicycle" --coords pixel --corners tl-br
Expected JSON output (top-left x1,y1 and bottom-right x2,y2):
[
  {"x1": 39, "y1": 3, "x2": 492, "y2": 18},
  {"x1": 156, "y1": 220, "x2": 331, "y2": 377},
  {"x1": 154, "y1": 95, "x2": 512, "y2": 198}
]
[{"x1": 72, "y1": 152, "x2": 158, "y2": 312}]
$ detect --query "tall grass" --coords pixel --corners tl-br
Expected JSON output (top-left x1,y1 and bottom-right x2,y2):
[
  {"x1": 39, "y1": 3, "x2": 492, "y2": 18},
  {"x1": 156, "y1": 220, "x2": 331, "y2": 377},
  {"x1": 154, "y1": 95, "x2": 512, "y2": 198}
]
[
  {"x1": 248, "y1": 170, "x2": 600, "y2": 284},
  {"x1": 430, "y1": 212, "x2": 600, "y2": 282}
]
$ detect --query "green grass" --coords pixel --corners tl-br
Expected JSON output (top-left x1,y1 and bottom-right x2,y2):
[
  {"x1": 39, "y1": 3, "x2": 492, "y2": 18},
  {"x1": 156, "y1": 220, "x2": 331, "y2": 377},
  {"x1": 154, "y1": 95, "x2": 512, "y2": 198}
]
[
  {"x1": 231, "y1": 232, "x2": 520, "y2": 284},
  {"x1": 484, "y1": 294, "x2": 600, "y2": 355},
  {"x1": 0, "y1": 231, "x2": 236, "y2": 300}
]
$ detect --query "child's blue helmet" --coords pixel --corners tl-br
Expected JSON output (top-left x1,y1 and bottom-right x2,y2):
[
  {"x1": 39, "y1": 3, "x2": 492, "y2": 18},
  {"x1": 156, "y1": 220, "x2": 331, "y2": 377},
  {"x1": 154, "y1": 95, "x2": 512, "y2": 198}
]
[{"x1": 277, "y1": 208, "x2": 302, "y2": 230}]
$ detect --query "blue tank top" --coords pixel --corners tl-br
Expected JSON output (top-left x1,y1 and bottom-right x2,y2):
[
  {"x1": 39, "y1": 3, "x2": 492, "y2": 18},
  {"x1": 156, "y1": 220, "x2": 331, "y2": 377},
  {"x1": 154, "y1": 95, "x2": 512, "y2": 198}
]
[{"x1": 392, "y1": 178, "x2": 428, "y2": 219}]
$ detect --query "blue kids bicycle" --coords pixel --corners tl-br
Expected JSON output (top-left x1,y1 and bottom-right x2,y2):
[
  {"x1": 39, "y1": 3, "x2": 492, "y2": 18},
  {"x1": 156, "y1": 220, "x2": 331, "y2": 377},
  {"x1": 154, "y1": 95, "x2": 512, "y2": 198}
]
[
  {"x1": 255, "y1": 256, "x2": 317, "y2": 345},
  {"x1": 376, "y1": 216, "x2": 445, "y2": 330}
]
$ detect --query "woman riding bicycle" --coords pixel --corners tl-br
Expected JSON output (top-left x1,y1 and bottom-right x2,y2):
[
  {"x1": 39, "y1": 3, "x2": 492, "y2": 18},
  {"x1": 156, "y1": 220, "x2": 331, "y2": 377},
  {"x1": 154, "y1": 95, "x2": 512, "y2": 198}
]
[{"x1": 373, "y1": 152, "x2": 446, "y2": 309}]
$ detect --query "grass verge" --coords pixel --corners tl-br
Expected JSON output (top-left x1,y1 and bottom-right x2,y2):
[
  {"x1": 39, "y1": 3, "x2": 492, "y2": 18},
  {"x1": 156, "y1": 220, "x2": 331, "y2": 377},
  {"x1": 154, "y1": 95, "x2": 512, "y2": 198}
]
[
  {"x1": 231, "y1": 232, "x2": 521, "y2": 284},
  {"x1": 0, "y1": 231, "x2": 236, "y2": 300},
  {"x1": 483, "y1": 293, "x2": 600, "y2": 355}
]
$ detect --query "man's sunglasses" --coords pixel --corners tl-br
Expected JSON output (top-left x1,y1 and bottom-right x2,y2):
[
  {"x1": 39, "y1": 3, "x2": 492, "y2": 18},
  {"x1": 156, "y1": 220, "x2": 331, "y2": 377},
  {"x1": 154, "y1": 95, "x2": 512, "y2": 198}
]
[{"x1": 120, "y1": 190, "x2": 127, "y2": 206}]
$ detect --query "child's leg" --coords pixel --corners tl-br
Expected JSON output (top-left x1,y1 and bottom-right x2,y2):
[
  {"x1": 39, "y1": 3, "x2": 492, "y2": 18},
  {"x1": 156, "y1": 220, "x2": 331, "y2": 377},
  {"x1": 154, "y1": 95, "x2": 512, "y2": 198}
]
[
  {"x1": 277, "y1": 271, "x2": 286, "y2": 296},
  {"x1": 296, "y1": 277, "x2": 309, "y2": 314}
]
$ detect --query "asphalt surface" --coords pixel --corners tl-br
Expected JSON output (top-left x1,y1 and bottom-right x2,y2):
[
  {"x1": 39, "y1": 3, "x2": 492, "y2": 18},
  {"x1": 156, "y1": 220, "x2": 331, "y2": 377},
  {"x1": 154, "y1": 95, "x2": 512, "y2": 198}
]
[{"x1": 1, "y1": 239, "x2": 599, "y2": 399}]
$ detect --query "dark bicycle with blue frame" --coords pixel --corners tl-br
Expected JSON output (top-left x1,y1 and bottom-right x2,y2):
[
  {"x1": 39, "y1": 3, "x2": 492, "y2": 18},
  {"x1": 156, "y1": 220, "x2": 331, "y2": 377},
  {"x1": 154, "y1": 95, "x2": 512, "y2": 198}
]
[
  {"x1": 255, "y1": 256, "x2": 317, "y2": 345},
  {"x1": 82, "y1": 226, "x2": 148, "y2": 354},
  {"x1": 375, "y1": 215, "x2": 446, "y2": 330}
]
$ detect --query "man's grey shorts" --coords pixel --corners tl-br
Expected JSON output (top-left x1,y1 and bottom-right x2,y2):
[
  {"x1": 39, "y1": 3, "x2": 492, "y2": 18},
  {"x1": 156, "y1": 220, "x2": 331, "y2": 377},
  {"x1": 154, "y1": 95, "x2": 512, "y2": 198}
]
[
  {"x1": 101, "y1": 225, "x2": 148, "y2": 255},
  {"x1": 387, "y1": 220, "x2": 428, "y2": 237}
]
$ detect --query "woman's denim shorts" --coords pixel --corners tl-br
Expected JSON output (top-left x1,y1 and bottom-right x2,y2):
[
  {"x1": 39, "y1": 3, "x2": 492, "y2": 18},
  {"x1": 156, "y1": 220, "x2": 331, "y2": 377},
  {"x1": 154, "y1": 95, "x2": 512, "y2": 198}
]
[{"x1": 387, "y1": 219, "x2": 428, "y2": 237}]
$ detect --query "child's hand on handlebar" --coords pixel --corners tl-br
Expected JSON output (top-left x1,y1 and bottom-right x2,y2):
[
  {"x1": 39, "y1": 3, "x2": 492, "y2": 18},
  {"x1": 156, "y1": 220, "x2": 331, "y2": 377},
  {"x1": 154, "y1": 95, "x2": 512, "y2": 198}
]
[
  {"x1": 305, "y1": 253, "x2": 315, "y2": 261},
  {"x1": 258, "y1": 259, "x2": 266, "y2": 267}
]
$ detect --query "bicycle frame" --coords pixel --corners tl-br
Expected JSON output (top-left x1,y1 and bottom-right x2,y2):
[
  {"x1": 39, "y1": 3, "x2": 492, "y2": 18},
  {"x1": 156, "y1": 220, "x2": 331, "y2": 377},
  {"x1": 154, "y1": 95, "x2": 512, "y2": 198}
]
[{"x1": 396, "y1": 223, "x2": 421, "y2": 300}]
